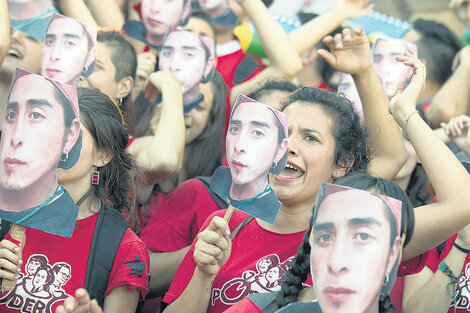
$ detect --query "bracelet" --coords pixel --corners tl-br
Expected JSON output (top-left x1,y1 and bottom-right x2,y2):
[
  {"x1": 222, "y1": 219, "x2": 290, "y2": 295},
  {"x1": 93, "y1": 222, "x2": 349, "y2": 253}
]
[
  {"x1": 454, "y1": 241, "x2": 470, "y2": 254},
  {"x1": 403, "y1": 110, "x2": 419, "y2": 140},
  {"x1": 438, "y1": 260, "x2": 460, "y2": 304}
]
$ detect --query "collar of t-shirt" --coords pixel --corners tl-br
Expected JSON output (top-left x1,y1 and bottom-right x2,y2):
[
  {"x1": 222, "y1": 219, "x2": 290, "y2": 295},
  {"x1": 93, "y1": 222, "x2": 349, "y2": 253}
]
[{"x1": 216, "y1": 40, "x2": 241, "y2": 57}]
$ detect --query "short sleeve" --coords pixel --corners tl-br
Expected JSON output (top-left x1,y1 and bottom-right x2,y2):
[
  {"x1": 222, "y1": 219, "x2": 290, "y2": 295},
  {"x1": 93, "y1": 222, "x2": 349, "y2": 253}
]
[
  {"x1": 398, "y1": 250, "x2": 430, "y2": 276},
  {"x1": 105, "y1": 228, "x2": 150, "y2": 299},
  {"x1": 140, "y1": 179, "x2": 221, "y2": 252}
]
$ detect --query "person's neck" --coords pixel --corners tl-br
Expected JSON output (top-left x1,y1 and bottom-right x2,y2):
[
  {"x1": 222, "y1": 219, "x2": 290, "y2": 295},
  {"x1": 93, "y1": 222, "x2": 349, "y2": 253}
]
[
  {"x1": 0, "y1": 176, "x2": 59, "y2": 212},
  {"x1": 296, "y1": 65, "x2": 323, "y2": 87},
  {"x1": 60, "y1": 173, "x2": 98, "y2": 219},
  {"x1": 418, "y1": 80, "x2": 440, "y2": 103},
  {"x1": 145, "y1": 31, "x2": 164, "y2": 47},
  {"x1": 393, "y1": 174, "x2": 411, "y2": 192},
  {"x1": 0, "y1": 73, "x2": 12, "y2": 130},
  {"x1": 298, "y1": 285, "x2": 316, "y2": 302},
  {"x1": 8, "y1": 1, "x2": 52, "y2": 21},
  {"x1": 183, "y1": 87, "x2": 201, "y2": 106},
  {"x1": 207, "y1": 3, "x2": 228, "y2": 19},
  {"x1": 229, "y1": 177, "x2": 268, "y2": 200},
  {"x1": 257, "y1": 199, "x2": 313, "y2": 234},
  {"x1": 215, "y1": 27, "x2": 234, "y2": 45}
]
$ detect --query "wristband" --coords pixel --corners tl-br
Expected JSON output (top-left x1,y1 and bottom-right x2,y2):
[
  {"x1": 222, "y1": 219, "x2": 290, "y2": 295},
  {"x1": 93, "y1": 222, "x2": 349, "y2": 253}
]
[
  {"x1": 438, "y1": 259, "x2": 460, "y2": 309},
  {"x1": 454, "y1": 241, "x2": 470, "y2": 254},
  {"x1": 403, "y1": 110, "x2": 419, "y2": 140}
]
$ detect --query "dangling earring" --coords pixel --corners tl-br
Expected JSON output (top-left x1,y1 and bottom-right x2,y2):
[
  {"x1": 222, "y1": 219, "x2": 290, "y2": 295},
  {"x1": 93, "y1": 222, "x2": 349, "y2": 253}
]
[
  {"x1": 60, "y1": 153, "x2": 69, "y2": 162},
  {"x1": 119, "y1": 98, "x2": 123, "y2": 105},
  {"x1": 383, "y1": 275, "x2": 389, "y2": 286},
  {"x1": 92, "y1": 170, "x2": 100, "y2": 185},
  {"x1": 271, "y1": 162, "x2": 277, "y2": 169}
]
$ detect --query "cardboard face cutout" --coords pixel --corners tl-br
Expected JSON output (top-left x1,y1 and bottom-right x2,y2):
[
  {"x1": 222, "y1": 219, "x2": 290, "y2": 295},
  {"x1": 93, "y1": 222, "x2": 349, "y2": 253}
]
[
  {"x1": 337, "y1": 74, "x2": 364, "y2": 126},
  {"x1": 195, "y1": 0, "x2": 238, "y2": 28},
  {"x1": 159, "y1": 30, "x2": 215, "y2": 112},
  {"x1": 310, "y1": 183, "x2": 402, "y2": 313},
  {"x1": 123, "y1": 0, "x2": 191, "y2": 49},
  {"x1": 371, "y1": 35, "x2": 417, "y2": 99},
  {"x1": 41, "y1": 13, "x2": 97, "y2": 87},
  {"x1": 8, "y1": 0, "x2": 56, "y2": 41},
  {"x1": 210, "y1": 95, "x2": 289, "y2": 224},
  {"x1": 0, "y1": 69, "x2": 81, "y2": 237}
]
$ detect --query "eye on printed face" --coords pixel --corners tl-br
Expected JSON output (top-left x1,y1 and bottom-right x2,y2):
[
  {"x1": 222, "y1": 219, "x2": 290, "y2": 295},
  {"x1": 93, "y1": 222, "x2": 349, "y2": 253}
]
[
  {"x1": 141, "y1": 0, "x2": 185, "y2": 36},
  {"x1": 310, "y1": 190, "x2": 396, "y2": 313},
  {"x1": 159, "y1": 31, "x2": 208, "y2": 95},
  {"x1": 41, "y1": 16, "x2": 90, "y2": 86},
  {"x1": 337, "y1": 75, "x2": 363, "y2": 125},
  {"x1": 372, "y1": 38, "x2": 414, "y2": 99},
  {"x1": 0, "y1": 74, "x2": 67, "y2": 193},
  {"x1": 226, "y1": 101, "x2": 280, "y2": 192}
]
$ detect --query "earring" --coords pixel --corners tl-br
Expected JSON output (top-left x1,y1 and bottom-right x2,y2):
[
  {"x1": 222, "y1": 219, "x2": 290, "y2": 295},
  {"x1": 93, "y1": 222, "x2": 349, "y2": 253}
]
[
  {"x1": 119, "y1": 98, "x2": 123, "y2": 105},
  {"x1": 383, "y1": 275, "x2": 389, "y2": 286},
  {"x1": 271, "y1": 162, "x2": 277, "y2": 169},
  {"x1": 60, "y1": 153, "x2": 69, "y2": 162},
  {"x1": 92, "y1": 170, "x2": 100, "y2": 185}
]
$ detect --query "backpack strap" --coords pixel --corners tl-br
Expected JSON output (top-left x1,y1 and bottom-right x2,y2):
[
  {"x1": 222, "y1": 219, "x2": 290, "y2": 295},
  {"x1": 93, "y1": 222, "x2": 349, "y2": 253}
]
[
  {"x1": 84, "y1": 205, "x2": 129, "y2": 306},
  {"x1": 0, "y1": 219, "x2": 11, "y2": 241},
  {"x1": 195, "y1": 176, "x2": 229, "y2": 209},
  {"x1": 232, "y1": 55, "x2": 259, "y2": 85}
]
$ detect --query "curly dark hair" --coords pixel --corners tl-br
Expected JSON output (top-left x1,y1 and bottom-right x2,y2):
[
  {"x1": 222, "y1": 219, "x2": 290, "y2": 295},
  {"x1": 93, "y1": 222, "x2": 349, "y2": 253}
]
[
  {"x1": 280, "y1": 87, "x2": 369, "y2": 173},
  {"x1": 76, "y1": 88, "x2": 136, "y2": 218}
]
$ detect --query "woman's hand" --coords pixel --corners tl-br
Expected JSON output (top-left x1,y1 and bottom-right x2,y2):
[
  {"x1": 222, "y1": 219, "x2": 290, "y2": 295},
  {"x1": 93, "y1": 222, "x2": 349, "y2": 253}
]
[
  {"x1": 56, "y1": 288, "x2": 103, "y2": 313},
  {"x1": 0, "y1": 239, "x2": 22, "y2": 282},
  {"x1": 441, "y1": 115, "x2": 470, "y2": 155},
  {"x1": 317, "y1": 26, "x2": 372, "y2": 75},
  {"x1": 335, "y1": 0, "x2": 374, "y2": 20},
  {"x1": 388, "y1": 53, "x2": 426, "y2": 128},
  {"x1": 193, "y1": 216, "x2": 232, "y2": 280},
  {"x1": 133, "y1": 52, "x2": 157, "y2": 95}
]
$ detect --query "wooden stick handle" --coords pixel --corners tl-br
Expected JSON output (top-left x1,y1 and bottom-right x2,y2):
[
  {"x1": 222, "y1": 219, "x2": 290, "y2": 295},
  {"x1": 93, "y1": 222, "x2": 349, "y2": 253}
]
[
  {"x1": 224, "y1": 205, "x2": 235, "y2": 223},
  {"x1": 1, "y1": 223, "x2": 26, "y2": 292}
]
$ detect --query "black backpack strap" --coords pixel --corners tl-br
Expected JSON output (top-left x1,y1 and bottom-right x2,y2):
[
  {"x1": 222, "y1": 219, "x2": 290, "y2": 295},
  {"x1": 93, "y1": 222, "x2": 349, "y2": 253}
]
[
  {"x1": 232, "y1": 55, "x2": 259, "y2": 85},
  {"x1": 195, "y1": 176, "x2": 229, "y2": 209},
  {"x1": 84, "y1": 205, "x2": 129, "y2": 306},
  {"x1": 0, "y1": 219, "x2": 11, "y2": 241}
]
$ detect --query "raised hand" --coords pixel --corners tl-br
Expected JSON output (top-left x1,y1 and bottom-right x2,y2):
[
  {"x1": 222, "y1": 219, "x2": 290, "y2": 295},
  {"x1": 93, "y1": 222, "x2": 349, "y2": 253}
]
[
  {"x1": 55, "y1": 288, "x2": 103, "y2": 313},
  {"x1": 317, "y1": 26, "x2": 372, "y2": 75},
  {"x1": 336, "y1": 0, "x2": 374, "y2": 19},
  {"x1": 441, "y1": 115, "x2": 470, "y2": 155},
  {"x1": 193, "y1": 216, "x2": 232, "y2": 279},
  {"x1": 143, "y1": 71, "x2": 182, "y2": 103}
]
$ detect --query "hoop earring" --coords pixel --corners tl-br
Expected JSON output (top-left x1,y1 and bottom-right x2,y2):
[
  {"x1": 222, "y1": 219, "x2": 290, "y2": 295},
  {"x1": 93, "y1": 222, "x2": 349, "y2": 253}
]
[
  {"x1": 60, "y1": 153, "x2": 69, "y2": 162},
  {"x1": 383, "y1": 275, "x2": 389, "y2": 286},
  {"x1": 92, "y1": 170, "x2": 100, "y2": 185},
  {"x1": 271, "y1": 162, "x2": 277, "y2": 169}
]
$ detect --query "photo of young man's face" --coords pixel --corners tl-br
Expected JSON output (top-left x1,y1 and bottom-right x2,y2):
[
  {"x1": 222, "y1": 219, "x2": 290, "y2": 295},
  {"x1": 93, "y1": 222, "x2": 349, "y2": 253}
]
[
  {"x1": 159, "y1": 30, "x2": 214, "y2": 105},
  {"x1": 226, "y1": 96, "x2": 288, "y2": 200},
  {"x1": 337, "y1": 74, "x2": 364, "y2": 125},
  {"x1": 371, "y1": 35, "x2": 417, "y2": 99},
  {"x1": 0, "y1": 69, "x2": 81, "y2": 236},
  {"x1": 141, "y1": 0, "x2": 191, "y2": 36},
  {"x1": 41, "y1": 14, "x2": 97, "y2": 87},
  {"x1": 310, "y1": 184, "x2": 401, "y2": 313}
]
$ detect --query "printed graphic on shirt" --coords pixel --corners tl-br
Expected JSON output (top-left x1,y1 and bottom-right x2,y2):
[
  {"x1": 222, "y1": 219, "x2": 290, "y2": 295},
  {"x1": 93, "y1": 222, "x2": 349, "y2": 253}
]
[
  {"x1": 211, "y1": 254, "x2": 293, "y2": 306},
  {"x1": 0, "y1": 254, "x2": 72, "y2": 313}
]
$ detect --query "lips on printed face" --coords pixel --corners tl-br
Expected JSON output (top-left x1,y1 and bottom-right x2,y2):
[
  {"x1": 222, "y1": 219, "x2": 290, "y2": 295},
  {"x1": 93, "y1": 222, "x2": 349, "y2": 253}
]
[
  {"x1": 3, "y1": 157, "x2": 27, "y2": 172},
  {"x1": 323, "y1": 286, "x2": 357, "y2": 304}
]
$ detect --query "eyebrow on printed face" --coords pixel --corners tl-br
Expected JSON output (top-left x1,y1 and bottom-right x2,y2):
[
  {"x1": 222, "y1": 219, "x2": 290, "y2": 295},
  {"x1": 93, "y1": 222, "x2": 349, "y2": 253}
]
[
  {"x1": 314, "y1": 217, "x2": 382, "y2": 232},
  {"x1": 7, "y1": 99, "x2": 53, "y2": 110}
]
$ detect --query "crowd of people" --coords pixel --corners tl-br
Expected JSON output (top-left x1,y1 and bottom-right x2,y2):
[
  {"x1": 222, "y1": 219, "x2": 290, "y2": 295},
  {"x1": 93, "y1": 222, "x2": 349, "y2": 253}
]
[{"x1": 0, "y1": 0, "x2": 470, "y2": 312}]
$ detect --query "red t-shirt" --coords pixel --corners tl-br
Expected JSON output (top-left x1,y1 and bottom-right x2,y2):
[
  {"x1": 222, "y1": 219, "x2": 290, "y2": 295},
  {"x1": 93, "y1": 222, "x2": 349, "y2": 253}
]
[
  {"x1": 140, "y1": 179, "x2": 222, "y2": 252},
  {"x1": 163, "y1": 209, "x2": 312, "y2": 313},
  {"x1": 0, "y1": 213, "x2": 150, "y2": 313}
]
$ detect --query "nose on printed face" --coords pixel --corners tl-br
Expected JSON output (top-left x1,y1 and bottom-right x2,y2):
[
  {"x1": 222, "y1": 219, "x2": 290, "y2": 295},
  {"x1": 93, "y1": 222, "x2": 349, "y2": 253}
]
[
  {"x1": 10, "y1": 119, "x2": 26, "y2": 149},
  {"x1": 327, "y1": 238, "x2": 350, "y2": 275}
]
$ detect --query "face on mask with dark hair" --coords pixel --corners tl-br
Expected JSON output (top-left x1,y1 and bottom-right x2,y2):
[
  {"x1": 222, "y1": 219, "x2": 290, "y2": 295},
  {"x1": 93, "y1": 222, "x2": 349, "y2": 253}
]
[
  {"x1": 310, "y1": 189, "x2": 400, "y2": 313},
  {"x1": 141, "y1": 0, "x2": 188, "y2": 36}
]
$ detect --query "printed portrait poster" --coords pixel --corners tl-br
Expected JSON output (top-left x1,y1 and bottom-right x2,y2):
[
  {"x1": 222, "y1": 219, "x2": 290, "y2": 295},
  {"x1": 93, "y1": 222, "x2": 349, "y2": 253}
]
[
  {"x1": 278, "y1": 183, "x2": 403, "y2": 313},
  {"x1": 159, "y1": 29, "x2": 215, "y2": 113},
  {"x1": 337, "y1": 74, "x2": 364, "y2": 126},
  {"x1": 192, "y1": 0, "x2": 238, "y2": 28},
  {"x1": 41, "y1": 13, "x2": 98, "y2": 87},
  {"x1": 8, "y1": 0, "x2": 56, "y2": 41},
  {"x1": 210, "y1": 95, "x2": 289, "y2": 225},
  {"x1": 0, "y1": 69, "x2": 82, "y2": 237},
  {"x1": 371, "y1": 34, "x2": 417, "y2": 99},
  {"x1": 123, "y1": 0, "x2": 192, "y2": 50}
]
